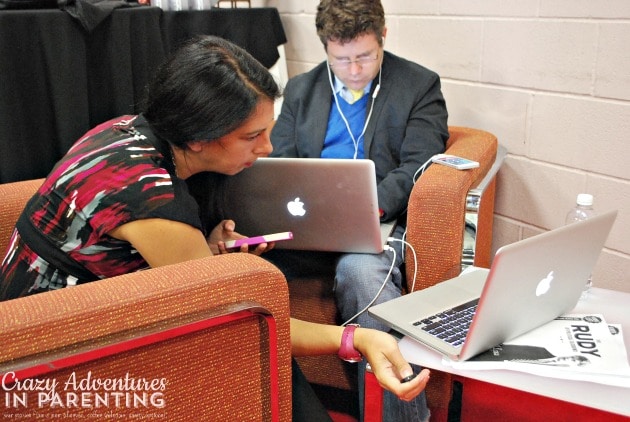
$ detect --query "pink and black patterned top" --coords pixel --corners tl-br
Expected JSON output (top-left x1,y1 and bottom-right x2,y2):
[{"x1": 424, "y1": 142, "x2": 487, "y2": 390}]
[{"x1": 0, "y1": 115, "x2": 203, "y2": 300}]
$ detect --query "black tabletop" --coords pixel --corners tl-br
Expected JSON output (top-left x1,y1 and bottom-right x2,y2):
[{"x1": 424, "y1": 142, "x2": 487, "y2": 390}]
[{"x1": 0, "y1": 6, "x2": 287, "y2": 183}]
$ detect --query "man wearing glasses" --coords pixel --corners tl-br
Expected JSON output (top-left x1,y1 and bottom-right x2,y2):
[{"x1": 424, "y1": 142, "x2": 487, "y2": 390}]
[{"x1": 270, "y1": 1, "x2": 448, "y2": 420}]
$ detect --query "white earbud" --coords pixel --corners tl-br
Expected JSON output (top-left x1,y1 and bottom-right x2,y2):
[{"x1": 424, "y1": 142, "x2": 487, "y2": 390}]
[{"x1": 372, "y1": 84, "x2": 380, "y2": 99}]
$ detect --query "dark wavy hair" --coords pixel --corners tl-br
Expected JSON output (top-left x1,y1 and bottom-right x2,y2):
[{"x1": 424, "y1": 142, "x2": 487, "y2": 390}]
[
  {"x1": 315, "y1": 0, "x2": 385, "y2": 48},
  {"x1": 143, "y1": 35, "x2": 281, "y2": 148}
]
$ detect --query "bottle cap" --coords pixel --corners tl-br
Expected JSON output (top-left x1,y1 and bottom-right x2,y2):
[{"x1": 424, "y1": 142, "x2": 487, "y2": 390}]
[{"x1": 577, "y1": 193, "x2": 593, "y2": 206}]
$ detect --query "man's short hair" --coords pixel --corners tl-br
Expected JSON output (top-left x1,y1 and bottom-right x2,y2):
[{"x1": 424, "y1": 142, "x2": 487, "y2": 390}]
[{"x1": 315, "y1": 0, "x2": 385, "y2": 48}]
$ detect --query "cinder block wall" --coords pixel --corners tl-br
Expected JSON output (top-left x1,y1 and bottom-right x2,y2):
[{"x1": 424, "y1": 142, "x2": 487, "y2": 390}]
[{"x1": 259, "y1": 0, "x2": 630, "y2": 292}]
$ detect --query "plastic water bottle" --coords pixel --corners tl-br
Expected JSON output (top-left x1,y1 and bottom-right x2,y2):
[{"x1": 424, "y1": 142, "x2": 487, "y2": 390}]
[{"x1": 565, "y1": 194, "x2": 596, "y2": 299}]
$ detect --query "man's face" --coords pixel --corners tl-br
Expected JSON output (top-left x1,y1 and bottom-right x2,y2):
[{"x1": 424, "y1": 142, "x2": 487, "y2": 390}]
[{"x1": 326, "y1": 31, "x2": 385, "y2": 92}]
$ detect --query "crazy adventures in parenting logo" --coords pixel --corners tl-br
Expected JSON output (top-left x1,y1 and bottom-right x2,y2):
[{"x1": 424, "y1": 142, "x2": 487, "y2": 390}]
[{"x1": 2, "y1": 371, "x2": 167, "y2": 411}]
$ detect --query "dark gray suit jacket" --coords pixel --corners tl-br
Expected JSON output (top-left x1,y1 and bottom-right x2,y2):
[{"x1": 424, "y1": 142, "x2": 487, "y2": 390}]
[{"x1": 271, "y1": 51, "x2": 449, "y2": 223}]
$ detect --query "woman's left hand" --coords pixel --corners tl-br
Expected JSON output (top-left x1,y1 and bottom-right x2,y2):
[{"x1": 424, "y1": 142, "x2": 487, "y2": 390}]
[
  {"x1": 208, "y1": 220, "x2": 274, "y2": 256},
  {"x1": 354, "y1": 328, "x2": 430, "y2": 401}
]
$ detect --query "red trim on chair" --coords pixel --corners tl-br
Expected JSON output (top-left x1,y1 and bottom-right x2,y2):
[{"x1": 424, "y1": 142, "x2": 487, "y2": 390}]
[{"x1": 264, "y1": 312, "x2": 280, "y2": 422}]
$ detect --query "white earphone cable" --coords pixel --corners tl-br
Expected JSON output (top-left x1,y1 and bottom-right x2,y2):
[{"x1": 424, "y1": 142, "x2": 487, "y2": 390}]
[
  {"x1": 339, "y1": 237, "x2": 420, "y2": 326},
  {"x1": 341, "y1": 244, "x2": 397, "y2": 326},
  {"x1": 326, "y1": 62, "x2": 382, "y2": 160}
]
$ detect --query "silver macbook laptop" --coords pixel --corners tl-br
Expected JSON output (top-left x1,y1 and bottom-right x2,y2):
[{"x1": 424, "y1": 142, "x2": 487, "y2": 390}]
[
  {"x1": 219, "y1": 157, "x2": 394, "y2": 253},
  {"x1": 368, "y1": 210, "x2": 617, "y2": 361}
]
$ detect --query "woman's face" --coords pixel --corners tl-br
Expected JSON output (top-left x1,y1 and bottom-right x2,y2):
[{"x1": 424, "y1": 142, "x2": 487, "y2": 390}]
[{"x1": 190, "y1": 98, "x2": 275, "y2": 176}]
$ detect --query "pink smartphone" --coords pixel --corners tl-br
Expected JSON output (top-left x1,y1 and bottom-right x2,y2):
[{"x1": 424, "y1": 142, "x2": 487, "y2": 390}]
[{"x1": 224, "y1": 231, "x2": 293, "y2": 249}]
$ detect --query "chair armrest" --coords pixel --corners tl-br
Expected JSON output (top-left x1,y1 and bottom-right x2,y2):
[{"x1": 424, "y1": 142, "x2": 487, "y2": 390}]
[
  {"x1": 462, "y1": 144, "x2": 507, "y2": 267},
  {"x1": 405, "y1": 127, "x2": 498, "y2": 292},
  {"x1": 469, "y1": 144, "x2": 507, "y2": 196},
  {"x1": 0, "y1": 253, "x2": 292, "y2": 421}
]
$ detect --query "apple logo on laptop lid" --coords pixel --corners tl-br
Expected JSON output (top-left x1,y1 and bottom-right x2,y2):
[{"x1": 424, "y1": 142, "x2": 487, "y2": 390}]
[
  {"x1": 287, "y1": 197, "x2": 306, "y2": 217},
  {"x1": 536, "y1": 271, "x2": 554, "y2": 296}
]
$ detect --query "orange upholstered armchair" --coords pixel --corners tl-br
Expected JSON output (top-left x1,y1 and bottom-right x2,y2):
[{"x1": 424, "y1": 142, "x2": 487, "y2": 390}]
[
  {"x1": 0, "y1": 179, "x2": 292, "y2": 421},
  {"x1": 289, "y1": 127, "x2": 505, "y2": 421}
]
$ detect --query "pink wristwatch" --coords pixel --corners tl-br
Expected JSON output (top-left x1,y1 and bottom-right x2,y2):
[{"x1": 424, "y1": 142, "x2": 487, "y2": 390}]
[{"x1": 338, "y1": 324, "x2": 363, "y2": 362}]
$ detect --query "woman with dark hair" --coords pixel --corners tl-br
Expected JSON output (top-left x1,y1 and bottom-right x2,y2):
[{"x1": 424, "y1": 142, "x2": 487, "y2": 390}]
[{"x1": 0, "y1": 35, "x2": 429, "y2": 421}]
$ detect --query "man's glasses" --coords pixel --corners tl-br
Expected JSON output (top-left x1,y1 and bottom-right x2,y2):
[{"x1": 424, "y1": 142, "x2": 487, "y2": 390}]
[{"x1": 328, "y1": 53, "x2": 379, "y2": 69}]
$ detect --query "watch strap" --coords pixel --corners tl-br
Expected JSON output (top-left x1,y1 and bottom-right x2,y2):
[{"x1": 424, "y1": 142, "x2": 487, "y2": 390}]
[{"x1": 338, "y1": 324, "x2": 363, "y2": 362}]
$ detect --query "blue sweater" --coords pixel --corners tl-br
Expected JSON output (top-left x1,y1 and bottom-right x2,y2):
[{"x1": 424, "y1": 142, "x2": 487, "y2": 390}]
[{"x1": 321, "y1": 93, "x2": 368, "y2": 159}]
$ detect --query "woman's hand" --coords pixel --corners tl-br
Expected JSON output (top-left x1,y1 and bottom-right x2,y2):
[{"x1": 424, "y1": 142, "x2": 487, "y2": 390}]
[
  {"x1": 208, "y1": 219, "x2": 274, "y2": 256},
  {"x1": 354, "y1": 327, "x2": 430, "y2": 401}
]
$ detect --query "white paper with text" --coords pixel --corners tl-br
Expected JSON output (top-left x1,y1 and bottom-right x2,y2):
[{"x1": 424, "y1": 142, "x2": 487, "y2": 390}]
[{"x1": 444, "y1": 314, "x2": 630, "y2": 387}]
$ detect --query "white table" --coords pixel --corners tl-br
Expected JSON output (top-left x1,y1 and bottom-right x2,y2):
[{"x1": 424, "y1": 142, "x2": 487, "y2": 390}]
[{"x1": 399, "y1": 287, "x2": 630, "y2": 417}]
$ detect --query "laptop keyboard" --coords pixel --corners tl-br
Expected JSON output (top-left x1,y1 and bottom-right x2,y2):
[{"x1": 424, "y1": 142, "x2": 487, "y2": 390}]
[{"x1": 412, "y1": 299, "x2": 479, "y2": 347}]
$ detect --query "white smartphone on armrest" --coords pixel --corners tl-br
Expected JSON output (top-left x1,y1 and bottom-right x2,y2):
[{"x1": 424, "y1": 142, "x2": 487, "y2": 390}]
[{"x1": 432, "y1": 155, "x2": 479, "y2": 170}]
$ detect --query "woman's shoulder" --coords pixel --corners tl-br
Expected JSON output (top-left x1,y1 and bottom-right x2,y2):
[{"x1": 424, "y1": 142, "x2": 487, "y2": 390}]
[
  {"x1": 78, "y1": 115, "x2": 138, "y2": 140},
  {"x1": 45, "y1": 120, "x2": 170, "y2": 201}
]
